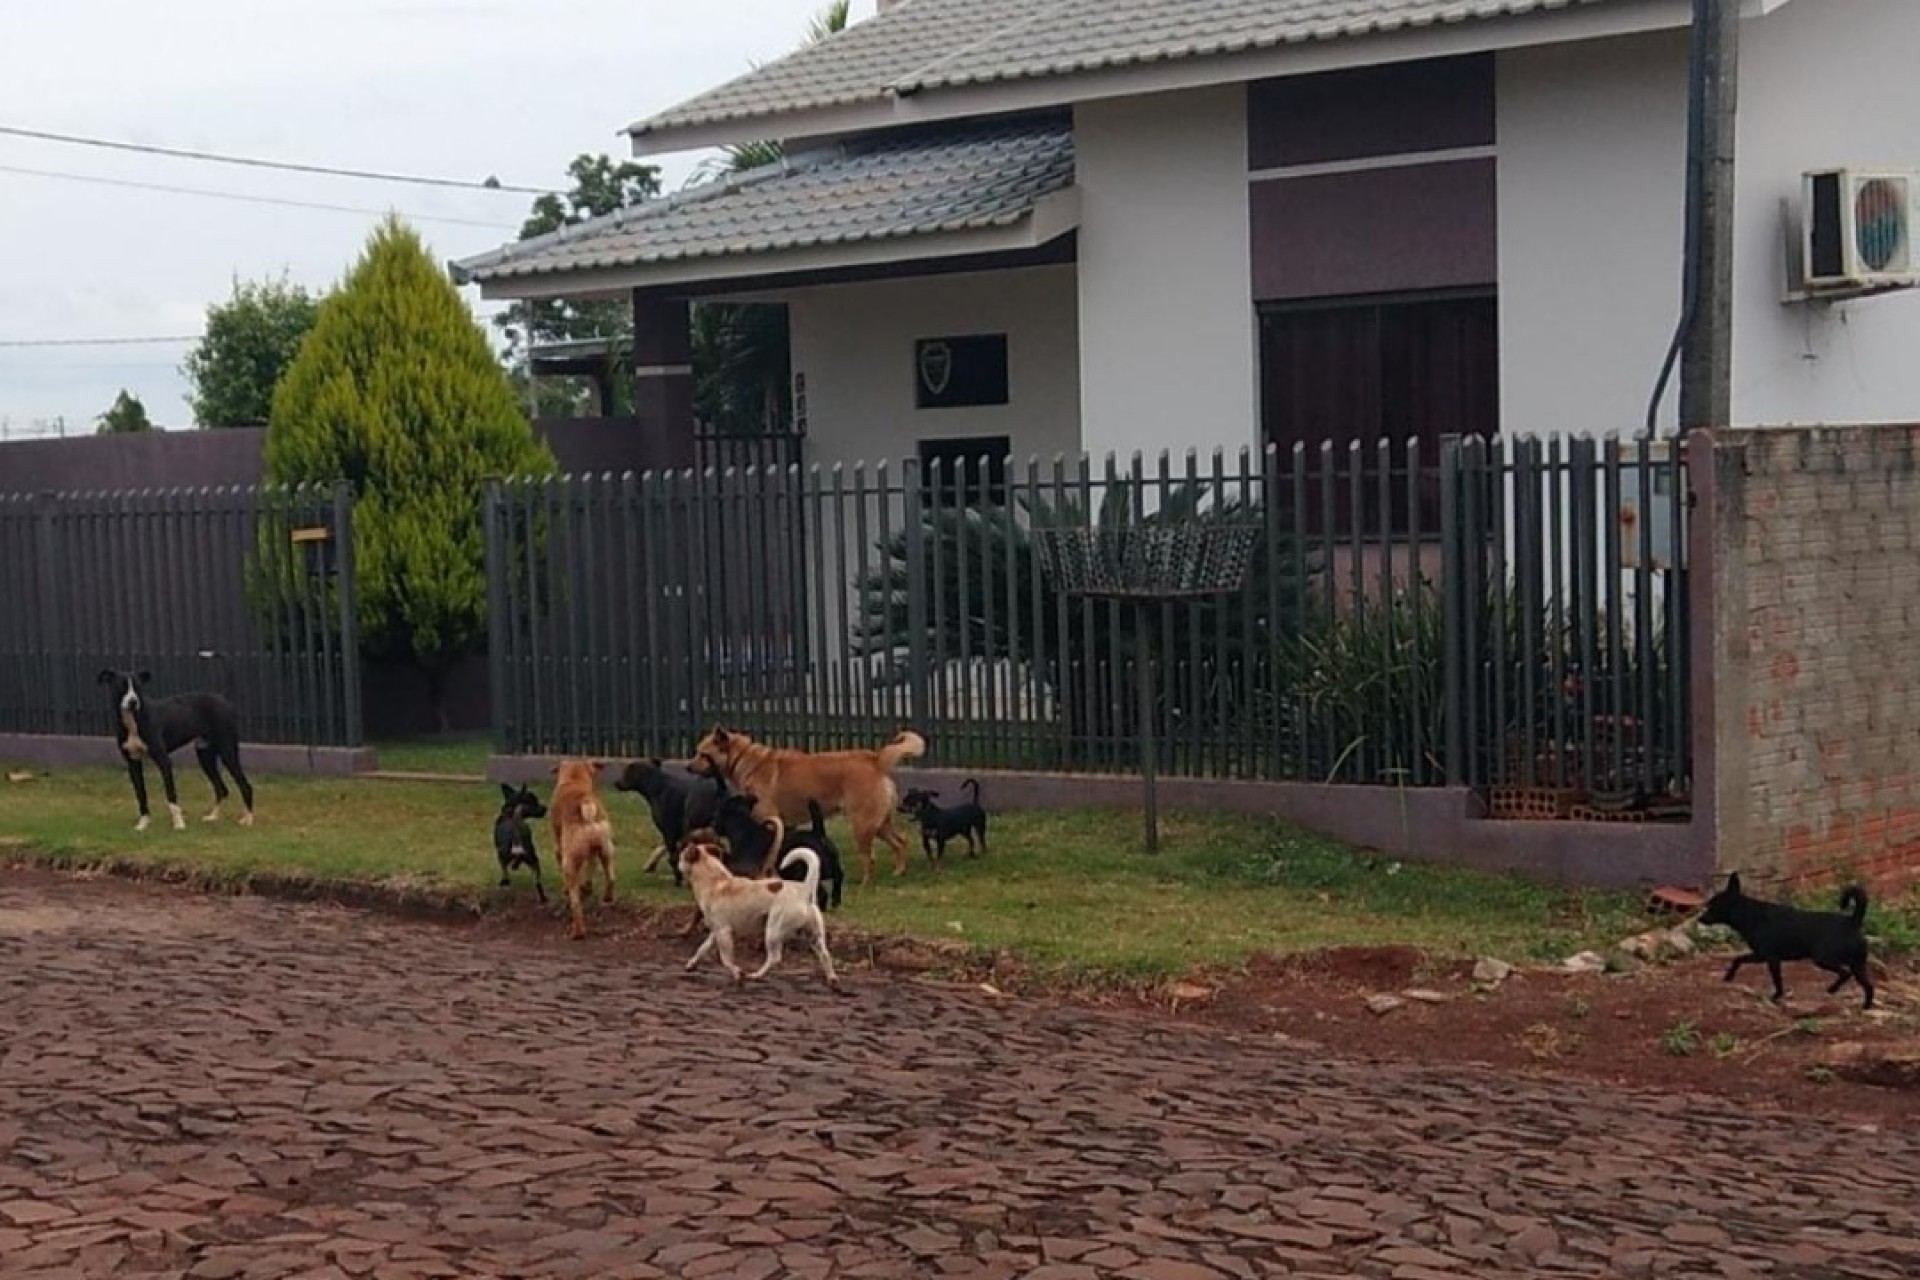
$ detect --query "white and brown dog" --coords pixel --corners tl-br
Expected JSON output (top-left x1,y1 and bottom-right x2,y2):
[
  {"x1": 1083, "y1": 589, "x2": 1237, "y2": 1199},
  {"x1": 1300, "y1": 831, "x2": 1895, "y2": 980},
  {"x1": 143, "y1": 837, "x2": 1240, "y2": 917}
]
[{"x1": 677, "y1": 839, "x2": 837, "y2": 987}]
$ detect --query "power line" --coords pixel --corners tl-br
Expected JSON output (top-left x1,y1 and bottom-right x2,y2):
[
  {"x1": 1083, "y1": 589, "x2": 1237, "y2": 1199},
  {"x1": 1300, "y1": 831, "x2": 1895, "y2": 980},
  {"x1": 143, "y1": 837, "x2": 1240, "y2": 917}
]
[
  {"x1": 0, "y1": 124, "x2": 555, "y2": 196},
  {"x1": 0, "y1": 335, "x2": 199, "y2": 348},
  {"x1": 0, "y1": 163, "x2": 523, "y2": 230}
]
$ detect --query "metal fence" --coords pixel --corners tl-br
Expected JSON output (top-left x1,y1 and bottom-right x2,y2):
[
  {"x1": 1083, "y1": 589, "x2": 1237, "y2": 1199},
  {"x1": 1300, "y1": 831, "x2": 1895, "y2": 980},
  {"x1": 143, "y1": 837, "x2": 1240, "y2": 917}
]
[
  {"x1": 484, "y1": 434, "x2": 1690, "y2": 802},
  {"x1": 0, "y1": 484, "x2": 363, "y2": 747}
]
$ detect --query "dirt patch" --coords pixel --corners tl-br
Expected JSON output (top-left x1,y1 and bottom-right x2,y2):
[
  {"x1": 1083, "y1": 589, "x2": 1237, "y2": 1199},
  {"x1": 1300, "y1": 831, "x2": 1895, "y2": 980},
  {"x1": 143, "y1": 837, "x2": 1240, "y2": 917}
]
[{"x1": 1154, "y1": 945, "x2": 1920, "y2": 1125}]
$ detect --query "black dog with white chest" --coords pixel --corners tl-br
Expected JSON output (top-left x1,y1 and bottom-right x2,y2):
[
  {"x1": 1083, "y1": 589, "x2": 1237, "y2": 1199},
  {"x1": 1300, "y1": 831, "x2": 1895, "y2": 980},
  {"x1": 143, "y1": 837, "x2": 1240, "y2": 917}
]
[
  {"x1": 613, "y1": 755, "x2": 729, "y2": 886},
  {"x1": 900, "y1": 778, "x2": 989, "y2": 863},
  {"x1": 98, "y1": 668, "x2": 254, "y2": 832},
  {"x1": 1699, "y1": 872, "x2": 1875, "y2": 1010},
  {"x1": 494, "y1": 783, "x2": 548, "y2": 902}
]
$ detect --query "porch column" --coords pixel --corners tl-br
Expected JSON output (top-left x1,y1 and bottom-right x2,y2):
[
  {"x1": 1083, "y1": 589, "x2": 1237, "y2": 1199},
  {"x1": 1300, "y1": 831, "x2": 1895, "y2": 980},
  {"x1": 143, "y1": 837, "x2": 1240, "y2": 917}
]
[{"x1": 630, "y1": 291, "x2": 696, "y2": 445}]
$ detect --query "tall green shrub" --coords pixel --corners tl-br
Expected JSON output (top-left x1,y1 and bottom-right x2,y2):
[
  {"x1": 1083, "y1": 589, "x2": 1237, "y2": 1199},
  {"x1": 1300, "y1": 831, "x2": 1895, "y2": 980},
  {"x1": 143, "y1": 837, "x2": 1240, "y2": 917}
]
[{"x1": 266, "y1": 216, "x2": 555, "y2": 719}]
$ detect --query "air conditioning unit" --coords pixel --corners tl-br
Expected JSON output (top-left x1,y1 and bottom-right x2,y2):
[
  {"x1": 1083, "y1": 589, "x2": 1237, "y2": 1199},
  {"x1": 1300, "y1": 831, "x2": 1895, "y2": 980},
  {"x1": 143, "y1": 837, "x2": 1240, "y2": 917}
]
[{"x1": 1802, "y1": 169, "x2": 1918, "y2": 290}]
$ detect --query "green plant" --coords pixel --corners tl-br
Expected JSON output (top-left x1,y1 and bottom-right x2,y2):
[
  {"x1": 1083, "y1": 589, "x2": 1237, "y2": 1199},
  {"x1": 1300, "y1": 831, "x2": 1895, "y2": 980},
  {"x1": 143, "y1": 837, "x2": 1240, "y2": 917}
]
[
  {"x1": 182, "y1": 275, "x2": 323, "y2": 427},
  {"x1": 1660, "y1": 1020, "x2": 1701, "y2": 1057},
  {"x1": 267, "y1": 216, "x2": 556, "y2": 725},
  {"x1": 1803, "y1": 1064, "x2": 1835, "y2": 1085},
  {"x1": 1794, "y1": 1016, "x2": 1824, "y2": 1037},
  {"x1": 1567, "y1": 994, "x2": 1591, "y2": 1020},
  {"x1": 1710, "y1": 1031, "x2": 1740, "y2": 1059},
  {"x1": 851, "y1": 472, "x2": 1313, "y2": 768},
  {"x1": 95, "y1": 389, "x2": 153, "y2": 434}
]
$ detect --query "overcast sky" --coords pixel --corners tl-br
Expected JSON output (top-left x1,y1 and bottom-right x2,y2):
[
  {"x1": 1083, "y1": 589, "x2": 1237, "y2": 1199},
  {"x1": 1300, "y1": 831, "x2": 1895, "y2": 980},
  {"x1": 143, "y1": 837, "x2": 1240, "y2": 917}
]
[{"x1": 0, "y1": 0, "x2": 875, "y2": 435}]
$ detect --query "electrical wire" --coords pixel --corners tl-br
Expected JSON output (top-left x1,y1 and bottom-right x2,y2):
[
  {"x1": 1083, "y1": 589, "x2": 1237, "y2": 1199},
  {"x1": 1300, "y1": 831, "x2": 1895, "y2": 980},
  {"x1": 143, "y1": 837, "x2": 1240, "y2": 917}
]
[
  {"x1": 0, "y1": 124, "x2": 554, "y2": 195},
  {"x1": 0, "y1": 335, "x2": 199, "y2": 348},
  {"x1": 0, "y1": 163, "x2": 523, "y2": 230}
]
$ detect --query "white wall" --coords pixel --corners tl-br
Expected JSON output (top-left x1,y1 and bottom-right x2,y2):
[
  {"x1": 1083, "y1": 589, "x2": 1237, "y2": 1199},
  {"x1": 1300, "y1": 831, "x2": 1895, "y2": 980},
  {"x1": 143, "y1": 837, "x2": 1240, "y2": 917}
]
[
  {"x1": 1498, "y1": 30, "x2": 1691, "y2": 439},
  {"x1": 1074, "y1": 86, "x2": 1258, "y2": 462},
  {"x1": 784, "y1": 264, "x2": 1081, "y2": 471},
  {"x1": 1732, "y1": 0, "x2": 1920, "y2": 427}
]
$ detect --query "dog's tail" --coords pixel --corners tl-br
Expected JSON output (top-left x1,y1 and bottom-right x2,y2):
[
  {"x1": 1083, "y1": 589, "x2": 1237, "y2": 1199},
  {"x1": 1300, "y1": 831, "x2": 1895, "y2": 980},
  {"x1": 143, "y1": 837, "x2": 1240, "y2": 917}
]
[
  {"x1": 807, "y1": 798, "x2": 827, "y2": 835},
  {"x1": 779, "y1": 847, "x2": 822, "y2": 902},
  {"x1": 1841, "y1": 884, "x2": 1870, "y2": 926},
  {"x1": 878, "y1": 730, "x2": 927, "y2": 770},
  {"x1": 758, "y1": 815, "x2": 787, "y2": 877},
  {"x1": 961, "y1": 777, "x2": 981, "y2": 803}
]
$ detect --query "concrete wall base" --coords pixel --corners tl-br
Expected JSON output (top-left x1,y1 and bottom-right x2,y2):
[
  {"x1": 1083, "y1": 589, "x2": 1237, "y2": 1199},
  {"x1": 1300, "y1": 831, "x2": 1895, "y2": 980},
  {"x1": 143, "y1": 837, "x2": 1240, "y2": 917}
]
[
  {"x1": 486, "y1": 755, "x2": 1706, "y2": 891},
  {"x1": 0, "y1": 734, "x2": 377, "y2": 777}
]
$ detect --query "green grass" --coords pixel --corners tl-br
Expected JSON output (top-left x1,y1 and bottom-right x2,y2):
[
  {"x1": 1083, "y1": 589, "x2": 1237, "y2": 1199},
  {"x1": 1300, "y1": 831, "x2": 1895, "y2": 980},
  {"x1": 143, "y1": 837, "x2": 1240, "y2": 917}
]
[
  {"x1": 369, "y1": 735, "x2": 492, "y2": 777},
  {"x1": 0, "y1": 761, "x2": 1651, "y2": 979}
]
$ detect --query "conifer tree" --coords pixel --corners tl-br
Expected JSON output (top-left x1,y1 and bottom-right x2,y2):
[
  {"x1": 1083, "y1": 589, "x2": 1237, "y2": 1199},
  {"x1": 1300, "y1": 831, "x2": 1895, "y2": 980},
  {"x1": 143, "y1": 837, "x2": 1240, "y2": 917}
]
[{"x1": 267, "y1": 216, "x2": 555, "y2": 722}]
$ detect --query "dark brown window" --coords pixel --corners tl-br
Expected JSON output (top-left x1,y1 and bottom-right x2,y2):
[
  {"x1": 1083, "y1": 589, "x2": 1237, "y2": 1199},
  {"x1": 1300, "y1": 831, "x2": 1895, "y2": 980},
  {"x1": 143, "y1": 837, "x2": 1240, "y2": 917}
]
[
  {"x1": 917, "y1": 434, "x2": 1010, "y2": 509},
  {"x1": 1259, "y1": 291, "x2": 1498, "y2": 535}
]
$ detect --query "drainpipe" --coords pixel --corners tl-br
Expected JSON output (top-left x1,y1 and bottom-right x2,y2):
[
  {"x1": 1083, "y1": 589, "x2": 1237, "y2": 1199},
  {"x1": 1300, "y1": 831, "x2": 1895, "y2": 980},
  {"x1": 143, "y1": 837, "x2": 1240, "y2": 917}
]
[{"x1": 1647, "y1": 0, "x2": 1741, "y2": 439}]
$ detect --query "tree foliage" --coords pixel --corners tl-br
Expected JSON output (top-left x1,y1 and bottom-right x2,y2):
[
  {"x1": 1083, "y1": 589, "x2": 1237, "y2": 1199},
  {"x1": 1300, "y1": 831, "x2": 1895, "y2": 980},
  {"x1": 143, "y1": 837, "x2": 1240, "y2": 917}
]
[
  {"x1": 267, "y1": 216, "x2": 556, "y2": 700},
  {"x1": 493, "y1": 154, "x2": 661, "y2": 417},
  {"x1": 96, "y1": 389, "x2": 154, "y2": 434},
  {"x1": 181, "y1": 275, "x2": 323, "y2": 427}
]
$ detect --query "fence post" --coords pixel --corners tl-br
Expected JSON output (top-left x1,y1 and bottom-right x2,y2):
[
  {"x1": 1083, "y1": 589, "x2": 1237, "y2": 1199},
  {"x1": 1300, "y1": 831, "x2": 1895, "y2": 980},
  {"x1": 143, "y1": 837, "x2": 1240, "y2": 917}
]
[
  {"x1": 33, "y1": 493, "x2": 73, "y2": 734},
  {"x1": 332, "y1": 481, "x2": 364, "y2": 748},
  {"x1": 902, "y1": 455, "x2": 930, "y2": 731},
  {"x1": 1439, "y1": 438, "x2": 1465, "y2": 785},
  {"x1": 483, "y1": 479, "x2": 508, "y2": 754}
]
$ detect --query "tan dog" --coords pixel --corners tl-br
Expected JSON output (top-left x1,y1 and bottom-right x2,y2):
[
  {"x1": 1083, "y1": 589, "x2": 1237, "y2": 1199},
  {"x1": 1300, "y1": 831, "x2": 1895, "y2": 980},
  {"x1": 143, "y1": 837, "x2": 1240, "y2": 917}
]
[
  {"x1": 549, "y1": 758, "x2": 616, "y2": 941},
  {"x1": 690, "y1": 727, "x2": 926, "y2": 887},
  {"x1": 678, "y1": 840, "x2": 836, "y2": 986}
]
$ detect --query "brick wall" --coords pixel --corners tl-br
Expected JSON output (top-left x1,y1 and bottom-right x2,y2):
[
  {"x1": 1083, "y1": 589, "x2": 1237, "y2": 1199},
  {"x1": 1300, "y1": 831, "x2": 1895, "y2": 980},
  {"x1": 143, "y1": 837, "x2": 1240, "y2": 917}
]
[{"x1": 1701, "y1": 425, "x2": 1920, "y2": 894}]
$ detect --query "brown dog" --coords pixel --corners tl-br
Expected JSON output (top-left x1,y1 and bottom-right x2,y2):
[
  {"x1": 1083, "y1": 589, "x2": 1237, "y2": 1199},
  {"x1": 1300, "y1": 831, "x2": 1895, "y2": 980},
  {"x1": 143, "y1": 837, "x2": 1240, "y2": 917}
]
[
  {"x1": 690, "y1": 727, "x2": 925, "y2": 887},
  {"x1": 549, "y1": 758, "x2": 616, "y2": 940}
]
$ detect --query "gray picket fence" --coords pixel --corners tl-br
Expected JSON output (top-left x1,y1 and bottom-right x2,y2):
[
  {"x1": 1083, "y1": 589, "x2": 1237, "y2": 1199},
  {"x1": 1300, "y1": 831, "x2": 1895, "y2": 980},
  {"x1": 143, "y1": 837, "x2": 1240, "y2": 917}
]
[
  {"x1": 0, "y1": 484, "x2": 363, "y2": 747},
  {"x1": 483, "y1": 435, "x2": 1691, "y2": 800}
]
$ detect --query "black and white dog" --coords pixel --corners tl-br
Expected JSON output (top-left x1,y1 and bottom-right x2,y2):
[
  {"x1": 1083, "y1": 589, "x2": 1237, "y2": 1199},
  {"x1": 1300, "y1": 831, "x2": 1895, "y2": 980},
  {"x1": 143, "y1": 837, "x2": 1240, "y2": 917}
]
[{"x1": 98, "y1": 669, "x2": 254, "y2": 832}]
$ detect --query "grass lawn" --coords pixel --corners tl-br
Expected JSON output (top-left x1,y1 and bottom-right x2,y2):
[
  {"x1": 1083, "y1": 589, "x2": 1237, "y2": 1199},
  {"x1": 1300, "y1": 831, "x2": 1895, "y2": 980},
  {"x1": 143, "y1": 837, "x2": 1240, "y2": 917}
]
[
  {"x1": 369, "y1": 734, "x2": 492, "y2": 777},
  {"x1": 0, "y1": 760, "x2": 1655, "y2": 977}
]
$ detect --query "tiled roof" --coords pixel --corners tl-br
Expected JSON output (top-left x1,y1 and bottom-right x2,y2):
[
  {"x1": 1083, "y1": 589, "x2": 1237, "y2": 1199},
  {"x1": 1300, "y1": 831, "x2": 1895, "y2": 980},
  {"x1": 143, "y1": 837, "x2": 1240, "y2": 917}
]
[
  {"x1": 630, "y1": 0, "x2": 1617, "y2": 141},
  {"x1": 452, "y1": 122, "x2": 1074, "y2": 287}
]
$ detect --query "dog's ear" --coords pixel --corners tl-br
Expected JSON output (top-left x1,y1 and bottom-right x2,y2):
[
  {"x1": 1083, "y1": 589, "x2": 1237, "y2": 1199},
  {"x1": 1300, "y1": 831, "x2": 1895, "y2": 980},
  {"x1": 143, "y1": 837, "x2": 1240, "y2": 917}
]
[
  {"x1": 1726, "y1": 872, "x2": 1742, "y2": 894},
  {"x1": 500, "y1": 783, "x2": 517, "y2": 802},
  {"x1": 96, "y1": 669, "x2": 117, "y2": 686},
  {"x1": 648, "y1": 756, "x2": 662, "y2": 768},
  {"x1": 548, "y1": 762, "x2": 561, "y2": 777},
  {"x1": 135, "y1": 670, "x2": 151, "y2": 684}
]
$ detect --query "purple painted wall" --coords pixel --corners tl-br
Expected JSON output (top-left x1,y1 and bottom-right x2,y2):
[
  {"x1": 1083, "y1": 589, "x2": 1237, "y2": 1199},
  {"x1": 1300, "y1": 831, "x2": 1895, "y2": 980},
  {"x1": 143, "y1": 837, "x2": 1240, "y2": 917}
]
[
  {"x1": 1250, "y1": 160, "x2": 1498, "y2": 301},
  {"x1": 0, "y1": 417, "x2": 695, "y2": 496},
  {"x1": 1247, "y1": 54, "x2": 1494, "y2": 169},
  {"x1": 0, "y1": 415, "x2": 695, "y2": 737},
  {"x1": 1245, "y1": 54, "x2": 1498, "y2": 304}
]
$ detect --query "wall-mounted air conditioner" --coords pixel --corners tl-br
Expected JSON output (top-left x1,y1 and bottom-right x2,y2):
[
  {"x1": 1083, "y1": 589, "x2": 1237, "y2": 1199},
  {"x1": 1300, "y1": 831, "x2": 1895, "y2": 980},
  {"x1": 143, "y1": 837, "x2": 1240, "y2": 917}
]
[{"x1": 1802, "y1": 168, "x2": 1918, "y2": 292}]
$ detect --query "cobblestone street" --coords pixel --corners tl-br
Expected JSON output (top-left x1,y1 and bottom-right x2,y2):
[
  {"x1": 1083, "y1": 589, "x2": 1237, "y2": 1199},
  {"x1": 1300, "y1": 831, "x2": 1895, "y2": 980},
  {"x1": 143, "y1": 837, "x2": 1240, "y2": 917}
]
[{"x1": 3, "y1": 868, "x2": 1918, "y2": 1278}]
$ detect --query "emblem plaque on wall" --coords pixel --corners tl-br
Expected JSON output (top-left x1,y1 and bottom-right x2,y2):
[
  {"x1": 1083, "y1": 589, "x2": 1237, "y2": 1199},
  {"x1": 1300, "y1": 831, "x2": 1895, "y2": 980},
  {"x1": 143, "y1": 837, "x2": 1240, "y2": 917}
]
[{"x1": 914, "y1": 334, "x2": 1008, "y2": 409}]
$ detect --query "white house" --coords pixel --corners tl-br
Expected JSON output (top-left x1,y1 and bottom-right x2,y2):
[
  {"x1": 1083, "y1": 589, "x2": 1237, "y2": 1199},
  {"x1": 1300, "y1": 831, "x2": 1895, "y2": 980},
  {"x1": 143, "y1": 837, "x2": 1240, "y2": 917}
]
[{"x1": 453, "y1": 0, "x2": 1920, "y2": 478}]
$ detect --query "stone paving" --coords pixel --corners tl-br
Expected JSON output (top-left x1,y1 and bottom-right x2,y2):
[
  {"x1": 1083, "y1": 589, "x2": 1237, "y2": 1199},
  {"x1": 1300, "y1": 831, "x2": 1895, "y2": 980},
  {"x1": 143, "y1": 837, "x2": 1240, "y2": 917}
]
[{"x1": 3, "y1": 869, "x2": 1919, "y2": 1280}]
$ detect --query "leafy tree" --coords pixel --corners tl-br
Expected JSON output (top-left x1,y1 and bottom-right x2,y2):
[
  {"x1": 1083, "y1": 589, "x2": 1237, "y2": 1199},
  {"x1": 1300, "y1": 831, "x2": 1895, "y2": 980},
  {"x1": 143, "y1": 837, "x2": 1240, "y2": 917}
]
[
  {"x1": 95, "y1": 389, "x2": 154, "y2": 434},
  {"x1": 268, "y1": 215, "x2": 557, "y2": 724},
  {"x1": 181, "y1": 276, "x2": 323, "y2": 427},
  {"x1": 493, "y1": 154, "x2": 661, "y2": 417}
]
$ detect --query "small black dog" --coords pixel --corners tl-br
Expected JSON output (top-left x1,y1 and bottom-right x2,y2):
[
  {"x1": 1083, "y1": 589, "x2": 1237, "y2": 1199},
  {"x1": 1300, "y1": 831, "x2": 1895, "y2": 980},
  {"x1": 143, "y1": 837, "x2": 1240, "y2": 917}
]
[
  {"x1": 613, "y1": 755, "x2": 729, "y2": 886},
  {"x1": 1699, "y1": 873, "x2": 1875, "y2": 1009},
  {"x1": 782, "y1": 800, "x2": 846, "y2": 911},
  {"x1": 493, "y1": 783, "x2": 548, "y2": 902},
  {"x1": 900, "y1": 778, "x2": 989, "y2": 862},
  {"x1": 98, "y1": 668, "x2": 255, "y2": 832}
]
